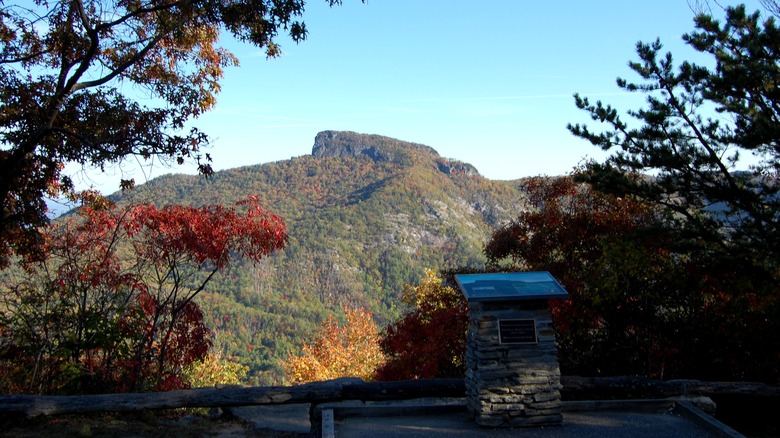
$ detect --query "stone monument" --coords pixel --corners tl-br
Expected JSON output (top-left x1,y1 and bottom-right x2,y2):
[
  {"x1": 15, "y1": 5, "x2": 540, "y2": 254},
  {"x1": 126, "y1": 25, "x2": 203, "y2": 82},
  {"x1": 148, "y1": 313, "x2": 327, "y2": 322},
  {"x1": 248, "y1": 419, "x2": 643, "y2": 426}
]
[{"x1": 454, "y1": 271, "x2": 569, "y2": 427}]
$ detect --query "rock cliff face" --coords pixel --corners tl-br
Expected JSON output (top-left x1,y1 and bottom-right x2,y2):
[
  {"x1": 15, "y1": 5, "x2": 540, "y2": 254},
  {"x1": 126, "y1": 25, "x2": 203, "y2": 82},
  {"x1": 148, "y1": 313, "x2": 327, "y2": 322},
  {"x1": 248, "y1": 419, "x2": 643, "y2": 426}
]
[
  {"x1": 312, "y1": 130, "x2": 480, "y2": 176},
  {"x1": 436, "y1": 158, "x2": 479, "y2": 177},
  {"x1": 312, "y1": 131, "x2": 395, "y2": 162}
]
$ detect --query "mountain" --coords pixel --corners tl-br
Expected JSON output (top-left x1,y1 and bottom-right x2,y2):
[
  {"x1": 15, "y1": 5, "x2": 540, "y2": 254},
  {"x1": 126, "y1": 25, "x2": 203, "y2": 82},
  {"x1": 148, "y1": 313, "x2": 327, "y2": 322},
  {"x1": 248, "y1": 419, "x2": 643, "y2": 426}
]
[{"x1": 118, "y1": 130, "x2": 530, "y2": 384}]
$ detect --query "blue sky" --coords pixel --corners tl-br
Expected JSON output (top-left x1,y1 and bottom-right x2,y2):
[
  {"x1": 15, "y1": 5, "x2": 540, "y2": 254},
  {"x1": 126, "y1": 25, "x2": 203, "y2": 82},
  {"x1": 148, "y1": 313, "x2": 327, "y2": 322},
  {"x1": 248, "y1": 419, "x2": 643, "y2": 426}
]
[{"x1": 72, "y1": 0, "x2": 768, "y2": 191}]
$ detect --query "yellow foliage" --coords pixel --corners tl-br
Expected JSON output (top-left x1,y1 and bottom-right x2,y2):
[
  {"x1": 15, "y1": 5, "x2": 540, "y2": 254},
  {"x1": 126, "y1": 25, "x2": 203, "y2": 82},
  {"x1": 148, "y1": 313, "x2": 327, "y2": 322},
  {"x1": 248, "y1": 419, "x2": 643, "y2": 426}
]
[
  {"x1": 401, "y1": 269, "x2": 461, "y2": 312},
  {"x1": 284, "y1": 307, "x2": 385, "y2": 384},
  {"x1": 183, "y1": 352, "x2": 249, "y2": 388}
]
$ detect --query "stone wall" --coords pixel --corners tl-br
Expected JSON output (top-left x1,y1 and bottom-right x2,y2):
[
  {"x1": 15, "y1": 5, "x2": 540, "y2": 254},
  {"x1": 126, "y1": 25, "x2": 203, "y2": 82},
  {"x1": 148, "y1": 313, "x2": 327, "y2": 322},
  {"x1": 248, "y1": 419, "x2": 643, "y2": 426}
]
[{"x1": 465, "y1": 299, "x2": 562, "y2": 427}]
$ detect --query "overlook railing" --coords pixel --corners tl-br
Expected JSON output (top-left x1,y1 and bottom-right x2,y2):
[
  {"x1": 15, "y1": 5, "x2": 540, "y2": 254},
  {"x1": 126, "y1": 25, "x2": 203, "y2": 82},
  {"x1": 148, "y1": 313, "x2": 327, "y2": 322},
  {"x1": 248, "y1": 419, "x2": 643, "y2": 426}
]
[{"x1": 0, "y1": 376, "x2": 776, "y2": 418}]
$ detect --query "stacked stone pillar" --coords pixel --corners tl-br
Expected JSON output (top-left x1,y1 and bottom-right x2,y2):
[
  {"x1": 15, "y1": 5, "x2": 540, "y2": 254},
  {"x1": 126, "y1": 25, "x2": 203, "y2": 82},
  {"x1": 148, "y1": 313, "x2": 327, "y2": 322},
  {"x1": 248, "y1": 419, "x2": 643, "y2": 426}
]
[{"x1": 464, "y1": 299, "x2": 563, "y2": 427}]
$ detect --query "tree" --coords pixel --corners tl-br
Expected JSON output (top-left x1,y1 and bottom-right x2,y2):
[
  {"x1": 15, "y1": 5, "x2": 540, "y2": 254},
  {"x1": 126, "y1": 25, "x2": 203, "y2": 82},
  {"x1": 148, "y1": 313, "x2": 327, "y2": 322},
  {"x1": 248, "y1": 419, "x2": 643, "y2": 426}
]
[
  {"x1": 0, "y1": 0, "x2": 351, "y2": 267},
  {"x1": 485, "y1": 176, "x2": 780, "y2": 382},
  {"x1": 283, "y1": 307, "x2": 384, "y2": 384},
  {"x1": 763, "y1": 0, "x2": 780, "y2": 17},
  {"x1": 689, "y1": 0, "x2": 780, "y2": 19},
  {"x1": 182, "y1": 351, "x2": 249, "y2": 388},
  {"x1": 568, "y1": 5, "x2": 780, "y2": 281},
  {"x1": 0, "y1": 196, "x2": 287, "y2": 394},
  {"x1": 374, "y1": 269, "x2": 468, "y2": 381},
  {"x1": 485, "y1": 177, "x2": 681, "y2": 377}
]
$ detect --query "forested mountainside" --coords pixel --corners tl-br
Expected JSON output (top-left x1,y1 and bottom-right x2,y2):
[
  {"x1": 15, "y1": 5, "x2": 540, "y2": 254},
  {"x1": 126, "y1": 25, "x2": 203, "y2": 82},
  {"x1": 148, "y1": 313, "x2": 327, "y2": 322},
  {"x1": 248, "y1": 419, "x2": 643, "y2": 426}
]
[{"x1": 116, "y1": 131, "x2": 530, "y2": 384}]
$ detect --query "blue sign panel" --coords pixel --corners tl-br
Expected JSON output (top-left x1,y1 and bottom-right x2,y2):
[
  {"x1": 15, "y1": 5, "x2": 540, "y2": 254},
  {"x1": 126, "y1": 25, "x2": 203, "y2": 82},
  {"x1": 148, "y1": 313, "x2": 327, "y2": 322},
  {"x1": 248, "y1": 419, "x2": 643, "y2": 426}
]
[{"x1": 454, "y1": 271, "x2": 569, "y2": 301}]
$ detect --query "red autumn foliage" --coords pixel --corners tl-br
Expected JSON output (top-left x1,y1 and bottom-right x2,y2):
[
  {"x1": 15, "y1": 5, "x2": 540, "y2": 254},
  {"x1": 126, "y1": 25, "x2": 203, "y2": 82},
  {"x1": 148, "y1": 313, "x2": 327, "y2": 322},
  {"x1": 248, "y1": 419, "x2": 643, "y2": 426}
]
[
  {"x1": 372, "y1": 176, "x2": 779, "y2": 382},
  {"x1": 0, "y1": 196, "x2": 286, "y2": 394},
  {"x1": 484, "y1": 177, "x2": 686, "y2": 377},
  {"x1": 375, "y1": 270, "x2": 468, "y2": 380},
  {"x1": 486, "y1": 176, "x2": 780, "y2": 382}
]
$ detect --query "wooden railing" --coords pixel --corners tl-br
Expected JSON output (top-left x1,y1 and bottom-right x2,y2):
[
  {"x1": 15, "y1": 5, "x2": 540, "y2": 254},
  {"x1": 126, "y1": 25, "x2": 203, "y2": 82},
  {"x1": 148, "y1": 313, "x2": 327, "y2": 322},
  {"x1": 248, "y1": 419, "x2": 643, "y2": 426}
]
[
  {"x1": 0, "y1": 376, "x2": 776, "y2": 418},
  {"x1": 0, "y1": 378, "x2": 465, "y2": 418}
]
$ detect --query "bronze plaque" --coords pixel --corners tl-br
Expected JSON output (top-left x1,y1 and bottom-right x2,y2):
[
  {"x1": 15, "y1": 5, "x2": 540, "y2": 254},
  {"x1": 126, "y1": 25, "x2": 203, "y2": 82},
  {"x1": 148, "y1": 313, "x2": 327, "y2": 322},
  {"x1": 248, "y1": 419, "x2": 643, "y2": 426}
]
[{"x1": 498, "y1": 319, "x2": 537, "y2": 344}]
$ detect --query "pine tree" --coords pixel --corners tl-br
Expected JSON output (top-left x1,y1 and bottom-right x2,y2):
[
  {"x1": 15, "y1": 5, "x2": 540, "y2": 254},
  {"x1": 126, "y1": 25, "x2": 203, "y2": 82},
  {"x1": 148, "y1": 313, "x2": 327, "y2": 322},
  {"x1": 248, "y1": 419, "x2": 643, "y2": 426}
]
[{"x1": 568, "y1": 5, "x2": 780, "y2": 280}]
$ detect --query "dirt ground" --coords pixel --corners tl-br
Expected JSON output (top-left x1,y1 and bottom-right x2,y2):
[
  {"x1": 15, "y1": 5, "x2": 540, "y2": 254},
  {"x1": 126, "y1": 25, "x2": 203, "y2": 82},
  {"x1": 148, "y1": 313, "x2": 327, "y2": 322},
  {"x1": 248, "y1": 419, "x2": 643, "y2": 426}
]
[{"x1": 0, "y1": 411, "x2": 302, "y2": 438}]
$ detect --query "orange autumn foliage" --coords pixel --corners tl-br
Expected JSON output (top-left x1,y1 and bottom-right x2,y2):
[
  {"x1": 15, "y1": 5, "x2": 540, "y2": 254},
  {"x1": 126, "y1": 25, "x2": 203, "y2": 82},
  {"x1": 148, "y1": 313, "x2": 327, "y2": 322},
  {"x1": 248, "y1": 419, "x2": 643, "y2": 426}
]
[
  {"x1": 0, "y1": 0, "x2": 322, "y2": 267},
  {"x1": 284, "y1": 307, "x2": 385, "y2": 384}
]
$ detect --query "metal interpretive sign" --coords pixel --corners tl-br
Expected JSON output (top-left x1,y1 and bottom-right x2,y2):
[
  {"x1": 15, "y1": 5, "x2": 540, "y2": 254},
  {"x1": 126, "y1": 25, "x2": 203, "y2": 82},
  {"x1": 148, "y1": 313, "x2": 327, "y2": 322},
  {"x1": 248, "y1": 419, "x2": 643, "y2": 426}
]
[
  {"x1": 498, "y1": 319, "x2": 537, "y2": 344},
  {"x1": 454, "y1": 271, "x2": 569, "y2": 302}
]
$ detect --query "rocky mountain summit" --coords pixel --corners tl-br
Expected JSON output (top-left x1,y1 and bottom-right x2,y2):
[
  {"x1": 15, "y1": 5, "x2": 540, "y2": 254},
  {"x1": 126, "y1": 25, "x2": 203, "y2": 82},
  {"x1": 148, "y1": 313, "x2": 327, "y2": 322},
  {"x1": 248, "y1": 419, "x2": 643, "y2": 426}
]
[
  {"x1": 312, "y1": 130, "x2": 436, "y2": 162},
  {"x1": 312, "y1": 130, "x2": 479, "y2": 176}
]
